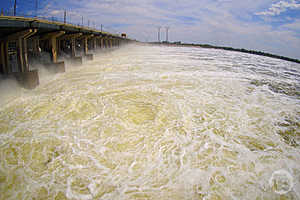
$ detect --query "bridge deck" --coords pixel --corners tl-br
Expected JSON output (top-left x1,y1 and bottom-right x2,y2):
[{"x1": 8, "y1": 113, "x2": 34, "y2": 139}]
[{"x1": 0, "y1": 16, "x2": 121, "y2": 39}]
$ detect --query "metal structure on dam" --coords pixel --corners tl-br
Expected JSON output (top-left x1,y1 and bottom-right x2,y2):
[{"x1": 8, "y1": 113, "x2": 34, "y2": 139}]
[{"x1": 0, "y1": 16, "x2": 133, "y2": 89}]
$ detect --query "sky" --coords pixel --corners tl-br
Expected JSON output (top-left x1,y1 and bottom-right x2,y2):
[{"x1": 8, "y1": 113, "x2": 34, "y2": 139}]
[{"x1": 2, "y1": 0, "x2": 300, "y2": 59}]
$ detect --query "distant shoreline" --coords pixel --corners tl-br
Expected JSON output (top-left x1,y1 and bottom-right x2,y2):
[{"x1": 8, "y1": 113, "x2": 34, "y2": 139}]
[{"x1": 148, "y1": 42, "x2": 300, "y2": 64}]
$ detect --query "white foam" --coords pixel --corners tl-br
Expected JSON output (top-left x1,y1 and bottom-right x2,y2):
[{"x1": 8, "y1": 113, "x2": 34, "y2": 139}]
[{"x1": 0, "y1": 45, "x2": 299, "y2": 199}]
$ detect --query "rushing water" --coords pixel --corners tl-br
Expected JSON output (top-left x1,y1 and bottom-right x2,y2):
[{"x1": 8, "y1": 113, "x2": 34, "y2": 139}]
[{"x1": 0, "y1": 45, "x2": 300, "y2": 200}]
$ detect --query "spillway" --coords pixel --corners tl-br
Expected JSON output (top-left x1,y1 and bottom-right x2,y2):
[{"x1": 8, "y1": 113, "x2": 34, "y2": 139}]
[{"x1": 1, "y1": 45, "x2": 300, "y2": 199}]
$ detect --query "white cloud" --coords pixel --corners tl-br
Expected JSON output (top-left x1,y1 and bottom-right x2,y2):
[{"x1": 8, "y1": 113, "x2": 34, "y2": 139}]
[
  {"x1": 39, "y1": 0, "x2": 300, "y2": 59},
  {"x1": 256, "y1": 0, "x2": 300, "y2": 16},
  {"x1": 281, "y1": 19, "x2": 300, "y2": 30}
]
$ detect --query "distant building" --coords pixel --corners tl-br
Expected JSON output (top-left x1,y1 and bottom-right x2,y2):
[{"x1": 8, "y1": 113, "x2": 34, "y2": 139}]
[{"x1": 121, "y1": 33, "x2": 127, "y2": 38}]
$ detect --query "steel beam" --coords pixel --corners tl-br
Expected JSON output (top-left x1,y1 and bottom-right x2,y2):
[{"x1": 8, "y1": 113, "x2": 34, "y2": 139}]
[
  {"x1": 1, "y1": 29, "x2": 33, "y2": 42},
  {"x1": 41, "y1": 31, "x2": 65, "y2": 40},
  {"x1": 59, "y1": 33, "x2": 82, "y2": 40}
]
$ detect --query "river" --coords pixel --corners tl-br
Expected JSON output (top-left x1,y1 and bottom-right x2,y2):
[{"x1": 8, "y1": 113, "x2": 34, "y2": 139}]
[{"x1": 0, "y1": 45, "x2": 300, "y2": 199}]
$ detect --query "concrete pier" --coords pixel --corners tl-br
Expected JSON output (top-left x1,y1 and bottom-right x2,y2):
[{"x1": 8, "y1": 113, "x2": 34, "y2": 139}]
[
  {"x1": 13, "y1": 69, "x2": 39, "y2": 89},
  {"x1": 0, "y1": 16, "x2": 132, "y2": 89},
  {"x1": 40, "y1": 31, "x2": 66, "y2": 73}
]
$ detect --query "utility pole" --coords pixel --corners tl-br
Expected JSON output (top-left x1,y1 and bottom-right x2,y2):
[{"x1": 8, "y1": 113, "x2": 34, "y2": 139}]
[
  {"x1": 88, "y1": 20, "x2": 90, "y2": 27},
  {"x1": 64, "y1": 10, "x2": 66, "y2": 24},
  {"x1": 82, "y1": 16, "x2": 83, "y2": 26},
  {"x1": 35, "y1": 0, "x2": 38, "y2": 17},
  {"x1": 101, "y1": 24, "x2": 103, "y2": 32},
  {"x1": 165, "y1": 26, "x2": 170, "y2": 43},
  {"x1": 157, "y1": 26, "x2": 161, "y2": 43},
  {"x1": 14, "y1": 0, "x2": 17, "y2": 16}
]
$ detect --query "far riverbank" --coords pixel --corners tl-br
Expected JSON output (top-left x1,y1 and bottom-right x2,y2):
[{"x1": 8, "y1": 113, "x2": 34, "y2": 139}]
[{"x1": 149, "y1": 42, "x2": 300, "y2": 64}]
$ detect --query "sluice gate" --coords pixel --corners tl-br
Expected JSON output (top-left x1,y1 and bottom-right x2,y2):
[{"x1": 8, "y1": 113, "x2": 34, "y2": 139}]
[{"x1": 0, "y1": 16, "x2": 132, "y2": 89}]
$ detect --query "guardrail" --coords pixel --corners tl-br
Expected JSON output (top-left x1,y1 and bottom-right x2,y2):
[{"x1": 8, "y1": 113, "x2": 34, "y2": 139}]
[{"x1": 0, "y1": 10, "x2": 121, "y2": 36}]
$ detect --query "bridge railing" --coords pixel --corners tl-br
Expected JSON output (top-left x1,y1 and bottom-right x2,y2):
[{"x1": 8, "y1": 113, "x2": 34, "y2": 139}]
[{"x1": 0, "y1": 10, "x2": 121, "y2": 36}]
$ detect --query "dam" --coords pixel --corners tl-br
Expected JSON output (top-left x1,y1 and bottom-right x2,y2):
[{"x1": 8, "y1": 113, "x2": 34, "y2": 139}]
[{"x1": 0, "y1": 16, "x2": 132, "y2": 89}]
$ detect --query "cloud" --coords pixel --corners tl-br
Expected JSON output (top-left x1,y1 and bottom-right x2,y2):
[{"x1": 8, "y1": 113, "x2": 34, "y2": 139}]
[
  {"x1": 256, "y1": 0, "x2": 300, "y2": 16},
  {"x1": 281, "y1": 19, "x2": 300, "y2": 31},
  {"x1": 36, "y1": 0, "x2": 300, "y2": 59}
]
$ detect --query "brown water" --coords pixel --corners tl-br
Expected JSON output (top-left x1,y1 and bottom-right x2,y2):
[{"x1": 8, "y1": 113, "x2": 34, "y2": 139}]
[{"x1": 0, "y1": 45, "x2": 300, "y2": 199}]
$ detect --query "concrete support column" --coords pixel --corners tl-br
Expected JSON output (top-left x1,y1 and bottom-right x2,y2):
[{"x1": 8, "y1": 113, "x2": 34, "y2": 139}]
[
  {"x1": 59, "y1": 33, "x2": 83, "y2": 66},
  {"x1": 41, "y1": 31, "x2": 65, "y2": 63},
  {"x1": 79, "y1": 34, "x2": 94, "y2": 60},
  {"x1": 0, "y1": 42, "x2": 3, "y2": 74},
  {"x1": 59, "y1": 33, "x2": 82, "y2": 58},
  {"x1": 83, "y1": 37, "x2": 88, "y2": 56},
  {"x1": 71, "y1": 38, "x2": 76, "y2": 58},
  {"x1": 22, "y1": 32, "x2": 37, "y2": 72},
  {"x1": 32, "y1": 37, "x2": 41, "y2": 57},
  {"x1": 14, "y1": 69, "x2": 39, "y2": 89},
  {"x1": 109, "y1": 39, "x2": 112, "y2": 48},
  {"x1": 1, "y1": 29, "x2": 40, "y2": 89},
  {"x1": 79, "y1": 34, "x2": 93, "y2": 55},
  {"x1": 93, "y1": 37, "x2": 97, "y2": 51},
  {"x1": 111, "y1": 39, "x2": 114, "y2": 47},
  {"x1": 17, "y1": 30, "x2": 35, "y2": 72},
  {"x1": 42, "y1": 31, "x2": 65, "y2": 73},
  {"x1": 0, "y1": 41, "x2": 8, "y2": 74},
  {"x1": 100, "y1": 38, "x2": 104, "y2": 49},
  {"x1": 50, "y1": 37, "x2": 58, "y2": 63},
  {"x1": 45, "y1": 32, "x2": 65, "y2": 63},
  {"x1": 11, "y1": 29, "x2": 37, "y2": 72},
  {"x1": 105, "y1": 38, "x2": 109, "y2": 49},
  {"x1": 17, "y1": 38, "x2": 25, "y2": 72}
]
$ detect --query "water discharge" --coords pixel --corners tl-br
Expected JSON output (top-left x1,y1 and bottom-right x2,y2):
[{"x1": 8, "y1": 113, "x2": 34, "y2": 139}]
[{"x1": 0, "y1": 45, "x2": 300, "y2": 199}]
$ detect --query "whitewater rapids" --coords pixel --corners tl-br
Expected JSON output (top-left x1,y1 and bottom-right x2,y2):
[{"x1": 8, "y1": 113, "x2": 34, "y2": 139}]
[{"x1": 0, "y1": 45, "x2": 300, "y2": 199}]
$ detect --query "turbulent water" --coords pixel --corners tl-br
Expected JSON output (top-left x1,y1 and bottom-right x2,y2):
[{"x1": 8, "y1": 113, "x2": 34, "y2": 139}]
[{"x1": 0, "y1": 45, "x2": 300, "y2": 200}]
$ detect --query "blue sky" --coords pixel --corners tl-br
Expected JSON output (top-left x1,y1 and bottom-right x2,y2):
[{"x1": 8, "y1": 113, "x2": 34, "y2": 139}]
[{"x1": 2, "y1": 0, "x2": 300, "y2": 59}]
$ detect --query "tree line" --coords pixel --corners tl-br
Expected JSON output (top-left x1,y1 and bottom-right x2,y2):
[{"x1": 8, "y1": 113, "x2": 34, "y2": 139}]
[{"x1": 151, "y1": 42, "x2": 300, "y2": 64}]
